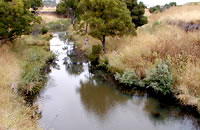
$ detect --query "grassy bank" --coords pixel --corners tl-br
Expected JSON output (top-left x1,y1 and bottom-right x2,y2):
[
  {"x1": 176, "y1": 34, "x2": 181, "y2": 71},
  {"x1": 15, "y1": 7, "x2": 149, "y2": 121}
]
[
  {"x1": 15, "y1": 34, "x2": 55, "y2": 102},
  {"x1": 0, "y1": 33, "x2": 54, "y2": 129},
  {"x1": 67, "y1": 4, "x2": 200, "y2": 111},
  {"x1": 0, "y1": 13, "x2": 70, "y2": 129}
]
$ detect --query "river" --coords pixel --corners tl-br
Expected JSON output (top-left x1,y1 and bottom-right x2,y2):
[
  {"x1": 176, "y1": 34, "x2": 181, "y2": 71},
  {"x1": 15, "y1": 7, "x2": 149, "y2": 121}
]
[{"x1": 37, "y1": 32, "x2": 200, "y2": 130}]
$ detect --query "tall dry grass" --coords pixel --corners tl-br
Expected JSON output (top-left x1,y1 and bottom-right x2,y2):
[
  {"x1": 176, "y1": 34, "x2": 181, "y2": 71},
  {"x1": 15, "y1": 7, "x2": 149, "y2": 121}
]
[
  {"x1": 150, "y1": 4, "x2": 200, "y2": 23},
  {"x1": 0, "y1": 45, "x2": 39, "y2": 130},
  {"x1": 69, "y1": 4, "x2": 200, "y2": 109}
]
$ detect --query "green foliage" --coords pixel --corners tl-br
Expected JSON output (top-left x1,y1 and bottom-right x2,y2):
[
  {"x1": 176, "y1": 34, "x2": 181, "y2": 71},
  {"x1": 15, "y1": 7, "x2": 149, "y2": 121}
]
[
  {"x1": 149, "y1": 5, "x2": 161, "y2": 13},
  {"x1": 149, "y1": 2, "x2": 176, "y2": 13},
  {"x1": 97, "y1": 56, "x2": 109, "y2": 69},
  {"x1": 19, "y1": 48, "x2": 48, "y2": 95},
  {"x1": 41, "y1": 26, "x2": 49, "y2": 34},
  {"x1": 30, "y1": 0, "x2": 43, "y2": 11},
  {"x1": 88, "y1": 45, "x2": 102, "y2": 65},
  {"x1": 56, "y1": 0, "x2": 81, "y2": 24},
  {"x1": 169, "y1": 2, "x2": 177, "y2": 7},
  {"x1": 122, "y1": 0, "x2": 148, "y2": 28},
  {"x1": 79, "y1": 0, "x2": 136, "y2": 52},
  {"x1": 115, "y1": 69, "x2": 144, "y2": 87},
  {"x1": 0, "y1": 0, "x2": 40, "y2": 40},
  {"x1": 144, "y1": 60, "x2": 174, "y2": 95}
]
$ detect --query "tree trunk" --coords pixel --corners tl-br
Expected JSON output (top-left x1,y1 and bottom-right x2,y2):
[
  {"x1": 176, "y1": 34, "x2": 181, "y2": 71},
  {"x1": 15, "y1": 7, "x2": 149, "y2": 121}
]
[
  {"x1": 85, "y1": 22, "x2": 88, "y2": 34},
  {"x1": 102, "y1": 35, "x2": 106, "y2": 53},
  {"x1": 85, "y1": 22, "x2": 89, "y2": 45}
]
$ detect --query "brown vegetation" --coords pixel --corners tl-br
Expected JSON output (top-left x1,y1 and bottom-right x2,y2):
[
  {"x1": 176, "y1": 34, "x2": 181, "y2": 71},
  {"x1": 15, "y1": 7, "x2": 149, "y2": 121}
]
[
  {"x1": 0, "y1": 44, "x2": 39, "y2": 130},
  {"x1": 68, "y1": 4, "x2": 200, "y2": 111}
]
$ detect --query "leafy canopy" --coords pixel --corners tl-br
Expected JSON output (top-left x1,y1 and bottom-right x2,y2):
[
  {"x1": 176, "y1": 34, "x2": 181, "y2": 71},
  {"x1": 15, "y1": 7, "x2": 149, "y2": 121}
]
[
  {"x1": 30, "y1": 0, "x2": 43, "y2": 11},
  {"x1": 122, "y1": 0, "x2": 147, "y2": 28},
  {"x1": 56, "y1": 0, "x2": 81, "y2": 24},
  {"x1": 79, "y1": 0, "x2": 136, "y2": 52},
  {"x1": 0, "y1": 0, "x2": 41, "y2": 40}
]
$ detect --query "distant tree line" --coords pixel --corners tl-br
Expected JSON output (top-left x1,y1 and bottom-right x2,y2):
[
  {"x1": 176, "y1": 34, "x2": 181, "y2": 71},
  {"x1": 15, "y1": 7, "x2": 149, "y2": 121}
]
[
  {"x1": 56, "y1": 0, "x2": 148, "y2": 52},
  {"x1": 0, "y1": 0, "x2": 43, "y2": 41},
  {"x1": 149, "y1": 2, "x2": 176, "y2": 13}
]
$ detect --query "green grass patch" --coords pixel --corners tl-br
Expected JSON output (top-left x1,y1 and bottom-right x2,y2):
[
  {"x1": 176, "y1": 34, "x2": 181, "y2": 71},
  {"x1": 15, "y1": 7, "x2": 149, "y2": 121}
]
[{"x1": 13, "y1": 34, "x2": 56, "y2": 102}]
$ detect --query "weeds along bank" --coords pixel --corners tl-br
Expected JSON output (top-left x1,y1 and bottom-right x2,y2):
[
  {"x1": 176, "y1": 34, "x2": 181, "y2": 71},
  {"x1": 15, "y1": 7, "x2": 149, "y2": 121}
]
[
  {"x1": 67, "y1": 4, "x2": 200, "y2": 112},
  {"x1": 0, "y1": 34, "x2": 52, "y2": 129},
  {"x1": 0, "y1": 14, "x2": 70, "y2": 129}
]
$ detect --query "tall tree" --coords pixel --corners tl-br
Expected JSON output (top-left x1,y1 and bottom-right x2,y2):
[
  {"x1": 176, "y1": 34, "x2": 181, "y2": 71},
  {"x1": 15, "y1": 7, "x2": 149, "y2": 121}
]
[
  {"x1": 79, "y1": 0, "x2": 136, "y2": 52},
  {"x1": 122, "y1": 0, "x2": 148, "y2": 28},
  {"x1": 56, "y1": 0, "x2": 81, "y2": 25},
  {"x1": 30, "y1": 0, "x2": 43, "y2": 12},
  {"x1": 0, "y1": 0, "x2": 40, "y2": 40}
]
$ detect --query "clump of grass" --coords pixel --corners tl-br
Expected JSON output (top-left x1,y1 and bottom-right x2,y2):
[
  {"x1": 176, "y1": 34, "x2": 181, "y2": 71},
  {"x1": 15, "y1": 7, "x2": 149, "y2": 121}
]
[
  {"x1": 18, "y1": 47, "x2": 49, "y2": 99},
  {"x1": 14, "y1": 34, "x2": 55, "y2": 102},
  {"x1": 0, "y1": 45, "x2": 39, "y2": 129}
]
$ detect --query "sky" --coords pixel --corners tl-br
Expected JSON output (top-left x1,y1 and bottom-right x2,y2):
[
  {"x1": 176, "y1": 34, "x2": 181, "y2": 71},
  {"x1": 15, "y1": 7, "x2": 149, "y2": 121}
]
[{"x1": 139, "y1": 0, "x2": 200, "y2": 7}]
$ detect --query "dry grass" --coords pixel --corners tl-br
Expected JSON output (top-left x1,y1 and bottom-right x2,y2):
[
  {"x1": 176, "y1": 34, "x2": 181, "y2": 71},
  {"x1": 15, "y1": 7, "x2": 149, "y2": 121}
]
[
  {"x1": 0, "y1": 45, "x2": 39, "y2": 130},
  {"x1": 38, "y1": 7, "x2": 56, "y2": 12},
  {"x1": 149, "y1": 4, "x2": 200, "y2": 23},
  {"x1": 69, "y1": 4, "x2": 200, "y2": 110},
  {"x1": 39, "y1": 14, "x2": 62, "y2": 24}
]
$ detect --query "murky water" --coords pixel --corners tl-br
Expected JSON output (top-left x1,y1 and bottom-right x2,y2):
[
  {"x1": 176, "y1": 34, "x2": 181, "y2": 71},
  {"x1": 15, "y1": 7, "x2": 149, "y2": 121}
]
[{"x1": 38, "y1": 32, "x2": 200, "y2": 130}]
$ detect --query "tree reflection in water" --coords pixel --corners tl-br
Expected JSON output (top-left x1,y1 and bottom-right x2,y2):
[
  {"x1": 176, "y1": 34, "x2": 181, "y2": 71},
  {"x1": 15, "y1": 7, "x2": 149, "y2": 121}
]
[{"x1": 77, "y1": 73, "x2": 128, "y2": 118}]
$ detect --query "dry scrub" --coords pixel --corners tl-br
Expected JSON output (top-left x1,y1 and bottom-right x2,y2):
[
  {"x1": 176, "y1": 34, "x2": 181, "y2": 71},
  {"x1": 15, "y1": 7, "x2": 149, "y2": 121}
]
[
  {"x1": 0, "y1": 45, "x2": 39, "y2": 130},
  {"x1": 68, "y1": 4, "x2": 200, "y2": 110}
]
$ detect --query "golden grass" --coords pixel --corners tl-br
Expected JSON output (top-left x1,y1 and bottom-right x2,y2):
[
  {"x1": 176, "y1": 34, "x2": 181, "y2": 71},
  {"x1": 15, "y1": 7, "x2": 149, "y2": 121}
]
[
  {"x1": 68, "y1": 4, "x2": 200, "y2": 110},
  {"x1": 39, "y1": 14, "x2": 62, "y2": 24},
  {"x1": 149, "y1": 4, "x2": 200, "y2": 23},
  {"x1": 38, "y1": 7, "x2": 56, "y2": 12},
  {"x1": 0, "y1": 45, "x2": 39, "y2": 130}
]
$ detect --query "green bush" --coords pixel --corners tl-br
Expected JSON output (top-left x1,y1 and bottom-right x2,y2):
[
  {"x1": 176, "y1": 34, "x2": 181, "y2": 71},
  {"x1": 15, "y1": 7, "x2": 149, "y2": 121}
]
[
  {"x1": 144, "y1": 60, "x2": 174, "y2": 95},
  {"x1": 114, "y1": 69, "x2": 144, "y2": 87},
  {"x1": 97, "y1": 57, "x2": 109, "y2": 69},
  {"x1": 41, "y1": 26, "x2": 49, "y2": 34},
  {"x1": 88, "y1": 45, "x2": 102, "y2": 65}
]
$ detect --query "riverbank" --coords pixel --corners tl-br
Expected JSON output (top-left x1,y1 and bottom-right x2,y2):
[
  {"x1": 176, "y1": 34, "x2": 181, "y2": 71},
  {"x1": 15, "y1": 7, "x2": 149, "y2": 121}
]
[
  {"x1": 67, "y1": 4, "x2": 200, "y2": 113},
  {"x1": 0, "y1": 34, "x2": 53, "y2": 129}
]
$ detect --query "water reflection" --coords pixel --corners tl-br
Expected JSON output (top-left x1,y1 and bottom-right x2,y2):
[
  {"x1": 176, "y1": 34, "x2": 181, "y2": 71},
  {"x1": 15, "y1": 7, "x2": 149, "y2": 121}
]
[
  {"x1": 78, "y1": 78, "x2": 128, "y2": 118},
  {"x1": 38, "y1": 32, "x2": 200, "y2": 130}
]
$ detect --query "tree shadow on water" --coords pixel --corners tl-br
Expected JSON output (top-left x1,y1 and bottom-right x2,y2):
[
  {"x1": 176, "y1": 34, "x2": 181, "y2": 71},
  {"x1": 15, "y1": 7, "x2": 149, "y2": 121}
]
[{"x1": 77, "y1": 76, "x2": 129, "y2": 119}]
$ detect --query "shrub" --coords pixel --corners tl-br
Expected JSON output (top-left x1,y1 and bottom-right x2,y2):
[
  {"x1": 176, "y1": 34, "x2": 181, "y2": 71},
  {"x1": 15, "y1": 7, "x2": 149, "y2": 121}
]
[
  {"x1": 114, "y1": 69, "x2": 144, "y2": 87},
  {"x1": 41, "y1": 26, "x2": 49, "y2": 34},
  {"x1": 97, "y1": 56, "x2": 109, "y2": 70},
  {"x1": 144, "y1": 60, "x2": 174, "y2": 95},
  {"x1": 88, "y1": 45, "x2": 102, "y2": 65},
  {"x1": 149, "y1": 2, "x2": 176, "y2": 13}
]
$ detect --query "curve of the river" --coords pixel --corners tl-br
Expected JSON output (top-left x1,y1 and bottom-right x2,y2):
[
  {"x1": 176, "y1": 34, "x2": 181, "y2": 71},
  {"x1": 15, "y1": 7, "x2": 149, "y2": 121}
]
[{"x1": 37, "y1": 32, "x2": 200, "y2": 130}]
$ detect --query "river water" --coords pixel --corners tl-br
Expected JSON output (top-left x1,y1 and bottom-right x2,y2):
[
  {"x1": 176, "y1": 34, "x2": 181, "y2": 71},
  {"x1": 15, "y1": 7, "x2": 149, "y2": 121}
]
[{"x1": 37, "y1": 32, "x2": 200, "y2": 130}]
